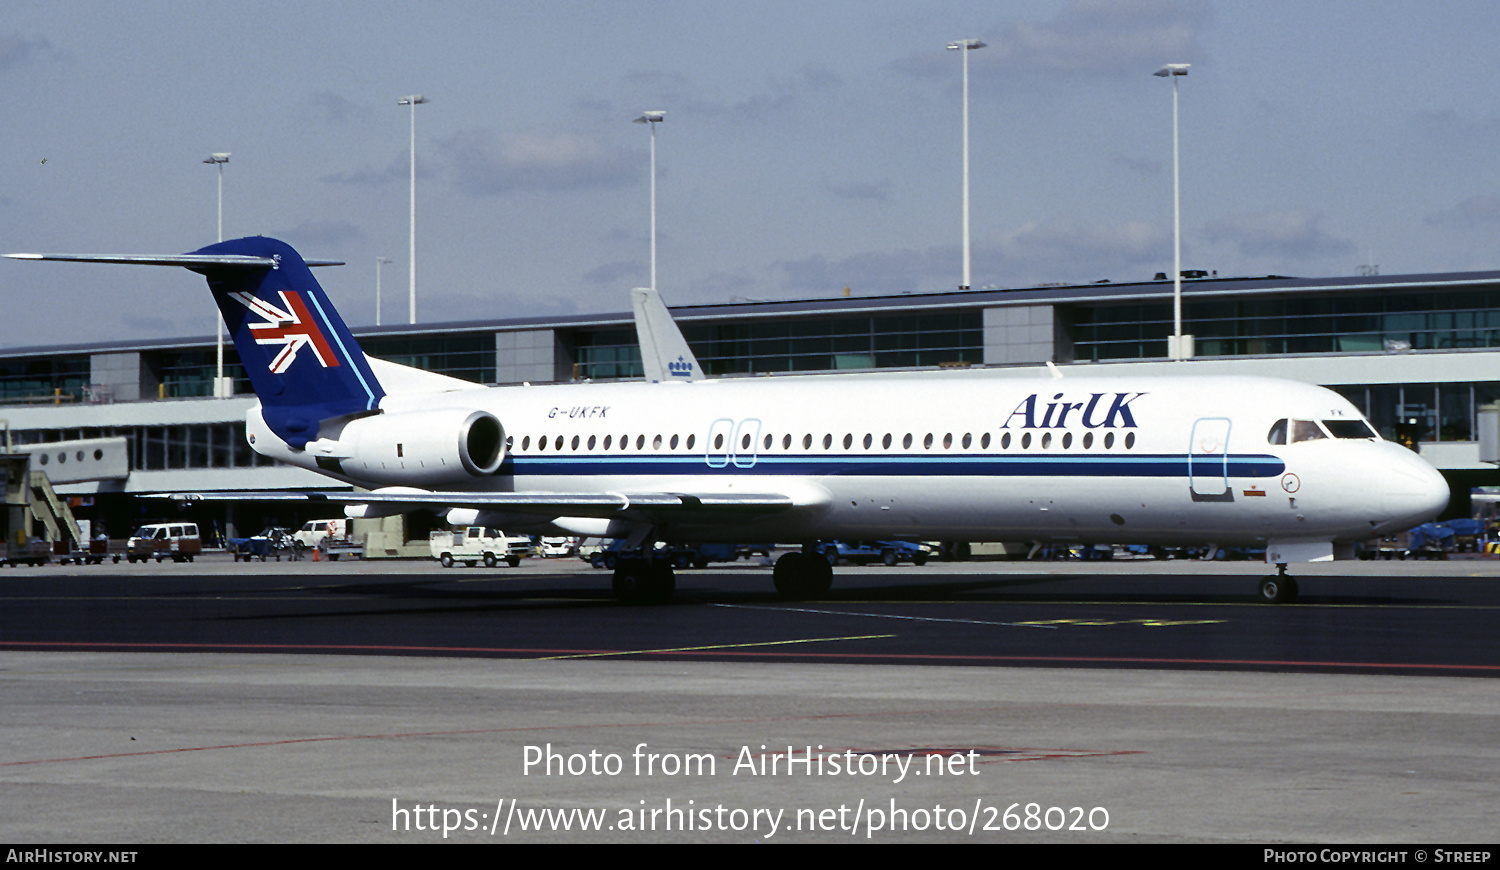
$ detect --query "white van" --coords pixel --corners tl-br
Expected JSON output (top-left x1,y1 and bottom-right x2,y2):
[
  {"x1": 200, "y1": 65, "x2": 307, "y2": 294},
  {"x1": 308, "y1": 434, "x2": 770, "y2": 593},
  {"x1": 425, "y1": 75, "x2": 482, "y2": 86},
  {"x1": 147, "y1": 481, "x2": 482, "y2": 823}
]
[
  {"x1": 126, "y1": 522, "x2": 202, "y2": 563},
  {"x1": 429, "y1": 527, "x2": 530, "y2": 568},
  {"x1": 293, "y1": 519, "x2": 344, "y2": 550}
]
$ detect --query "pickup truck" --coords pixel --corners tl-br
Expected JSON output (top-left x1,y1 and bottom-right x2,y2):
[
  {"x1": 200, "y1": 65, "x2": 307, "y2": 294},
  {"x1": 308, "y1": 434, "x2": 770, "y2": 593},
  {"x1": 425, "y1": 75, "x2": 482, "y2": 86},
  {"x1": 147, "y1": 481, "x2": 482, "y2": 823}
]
[{"x1": 430, "y1": 527, "x2": 530, "y2": 568}]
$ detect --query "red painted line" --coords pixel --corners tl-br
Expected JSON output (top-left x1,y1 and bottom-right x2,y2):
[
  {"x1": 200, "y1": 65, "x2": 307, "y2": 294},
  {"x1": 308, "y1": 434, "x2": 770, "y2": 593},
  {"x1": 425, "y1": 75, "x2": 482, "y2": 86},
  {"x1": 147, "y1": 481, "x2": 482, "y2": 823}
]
[
  {"x1": 2, "y1": 640, "x2": 1495, "y2": 672},
  {"x1": 1, "y1": 707, "x2": 1136, "y2": 768}
]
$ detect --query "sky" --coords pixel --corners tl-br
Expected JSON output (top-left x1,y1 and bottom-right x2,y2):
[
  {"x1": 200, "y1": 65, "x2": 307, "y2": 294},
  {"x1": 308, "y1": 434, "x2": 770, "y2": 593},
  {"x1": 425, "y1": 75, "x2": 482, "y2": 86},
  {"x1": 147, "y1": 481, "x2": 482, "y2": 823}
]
[{"x1": 5, "y1": 0, "x2": 1500, "y2": 350}]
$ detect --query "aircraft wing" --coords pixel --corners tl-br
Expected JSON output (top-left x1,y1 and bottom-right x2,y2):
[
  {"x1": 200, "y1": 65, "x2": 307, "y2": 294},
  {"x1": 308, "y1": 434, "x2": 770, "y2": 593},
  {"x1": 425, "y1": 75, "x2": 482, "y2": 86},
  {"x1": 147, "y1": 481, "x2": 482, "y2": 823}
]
[{"x1": 156, "y1": 488, "x2": 799, "y2": 518}]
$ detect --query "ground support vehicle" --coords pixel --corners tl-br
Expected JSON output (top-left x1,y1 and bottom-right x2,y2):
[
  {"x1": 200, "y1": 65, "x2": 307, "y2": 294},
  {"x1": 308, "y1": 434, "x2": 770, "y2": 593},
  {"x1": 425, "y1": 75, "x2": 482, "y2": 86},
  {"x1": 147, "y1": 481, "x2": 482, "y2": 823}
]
[
  {"x1": 430, "y1": 527, "x2": 529, "y2": 568},
  {"x1": 126, "y1": 523, "x2": 202, "y2": 563},
  {"x1": 1443, "y1": 518, "x2": 1486, "y2": 552},
  {"x1": 735, "y1": 543, "x2": 775, "y2": 560},
  {"x1": 1405, "y1": 524, "x2": 1455, "y2": 559},
  {"x1": 52, "y1": 538, "x2": 124, "y2": 565},
  {"x1": 4, "y1": 539, "x2": 52, "y2": 567},
  {"x1": 538, "y1": 536, "x2": 579, "y2": 557},
  {"x1": 587, "y1": 541, "x2": 751, "y2": 570},
  {"x1": 817, "y1": 540, "x2": 930, "y2": 567},
  {"x1": 293, "y1": 519, "x2": 346, "y2": 551},
  {"x1": 229, "y1": 527, "x2": 295, "y2": 561},
  {"x1": 1365, "y1": 525, "x2": 1454, "y2": 560},
  {"x1": 229, "y1": 536, "x2": 273, "y2": 561},
  {"x1": 317, "y1": 532, "x2": 364, "y2": 561}
]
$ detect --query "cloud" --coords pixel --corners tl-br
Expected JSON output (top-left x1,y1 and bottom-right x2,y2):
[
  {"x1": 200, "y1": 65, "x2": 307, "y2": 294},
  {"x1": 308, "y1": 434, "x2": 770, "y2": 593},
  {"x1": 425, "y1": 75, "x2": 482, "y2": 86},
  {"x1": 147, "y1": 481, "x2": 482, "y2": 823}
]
[
  {"x1": 120, "y1": 314, "x2": 177, "y2": 336},
  {"x1": 773, "y1": 219, "x2": 1171, "y2": 295},
  {"x1": 280, "y1": 219, "x2": 362, "y2": 248},
  {"x1": 304, "y1": 92, "x2": 365, "y2": 125},
  {"x1": 1203, "y1": 209, "x2": 1355, "y2": 260},
  {"x1": 1412, "y1": 109, "x2": 1500, "y2": 141},
  {"x1": 1111, "y1": 152, "x2": 1161, "y2": 176},
  {"x1": 692, "y1": 269, "x2": 760, "y2": 300},
  {"x1": 584, "y1": 260, "x2": 641, "y2": 286},
  {"x1": 616, "y1": 65, "x2": 842, "y2": 121},
  {"x1": 997, "y1": 220, "x2": 1165, "y2": 265},
  {"x1": 823, "y1": 177, "x2": 892, "y2": 202},
  {"x1": 0, "y1": 34, "x2": 53, "y2": 76},
  {"x1": 439, "y1": 129, "x2": 638, "y2": 195},
  {"x1": 775, "y1": 248, "x2": 953, "y2": 297},
  {"x1": 320, "y1": 152, "x2": 416, "y2": 187},
  {"x1": 891, "y1": 0, "x2": 1205, "y2": 83},
  {"x1": 1424, "y1": 195, "x2": 1500, "y2": 228}
]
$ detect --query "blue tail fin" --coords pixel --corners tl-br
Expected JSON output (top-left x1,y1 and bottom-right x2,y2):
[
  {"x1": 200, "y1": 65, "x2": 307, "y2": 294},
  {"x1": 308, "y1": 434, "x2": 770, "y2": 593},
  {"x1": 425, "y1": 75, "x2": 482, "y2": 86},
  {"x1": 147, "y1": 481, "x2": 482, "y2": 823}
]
[{"x1": 190, "y1": 237, "x2": 384, "y2": 448}]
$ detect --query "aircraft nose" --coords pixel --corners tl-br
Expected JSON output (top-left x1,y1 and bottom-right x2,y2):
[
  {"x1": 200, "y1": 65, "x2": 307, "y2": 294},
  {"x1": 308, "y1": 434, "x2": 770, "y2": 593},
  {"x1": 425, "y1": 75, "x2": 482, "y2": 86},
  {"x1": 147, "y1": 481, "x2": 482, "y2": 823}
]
[{"x1": 1378, "y1": 448, "x2": 1450, "y2": 530}]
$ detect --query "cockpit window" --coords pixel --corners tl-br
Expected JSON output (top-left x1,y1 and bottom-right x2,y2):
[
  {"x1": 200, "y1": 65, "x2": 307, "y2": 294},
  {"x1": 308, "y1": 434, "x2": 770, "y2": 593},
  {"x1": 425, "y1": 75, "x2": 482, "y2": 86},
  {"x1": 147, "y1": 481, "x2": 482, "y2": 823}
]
[
  {"x1": 1291, "y1": 420, "x2": 1327, "y2": 443},
  {"x1": 1323, "y1": 419, "x2": 1378, "y2": 439},
  {"x1": 1267, "y1": 419, "x2": 1287, "y2": 445}
]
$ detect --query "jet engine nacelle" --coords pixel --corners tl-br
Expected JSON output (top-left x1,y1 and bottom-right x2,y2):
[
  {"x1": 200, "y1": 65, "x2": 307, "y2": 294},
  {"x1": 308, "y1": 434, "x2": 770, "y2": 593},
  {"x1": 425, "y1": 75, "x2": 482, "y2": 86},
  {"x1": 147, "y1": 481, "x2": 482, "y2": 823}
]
[{"x1": 338, "y1": 408, "x2": 505, "y2": 485}]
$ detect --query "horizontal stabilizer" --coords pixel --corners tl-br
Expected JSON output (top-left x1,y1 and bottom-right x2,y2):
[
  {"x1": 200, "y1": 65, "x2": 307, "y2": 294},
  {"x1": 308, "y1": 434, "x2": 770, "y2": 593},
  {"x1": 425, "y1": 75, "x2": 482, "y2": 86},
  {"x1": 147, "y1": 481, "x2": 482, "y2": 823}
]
[
  {"x1": 11, "y1": 237, "x2": 377, "y2": 449},
  {"x1": 6, "y1": 252, "x2": 343, "y2": 268}
]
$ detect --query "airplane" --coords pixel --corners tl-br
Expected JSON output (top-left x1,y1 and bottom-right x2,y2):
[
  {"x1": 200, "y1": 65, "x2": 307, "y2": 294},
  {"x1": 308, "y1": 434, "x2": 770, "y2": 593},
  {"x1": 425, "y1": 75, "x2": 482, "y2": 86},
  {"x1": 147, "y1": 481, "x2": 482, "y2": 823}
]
[{"x1": 8, "y1": 236, "x2": 1450, "y2": 604}]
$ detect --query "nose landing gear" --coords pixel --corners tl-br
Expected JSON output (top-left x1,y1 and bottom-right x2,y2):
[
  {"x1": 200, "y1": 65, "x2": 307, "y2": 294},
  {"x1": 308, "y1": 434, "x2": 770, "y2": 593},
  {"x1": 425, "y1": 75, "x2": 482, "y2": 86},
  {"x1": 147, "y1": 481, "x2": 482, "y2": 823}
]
[{"x1": 1258, "y1": 563, "x2": 1299, "y2": 604}]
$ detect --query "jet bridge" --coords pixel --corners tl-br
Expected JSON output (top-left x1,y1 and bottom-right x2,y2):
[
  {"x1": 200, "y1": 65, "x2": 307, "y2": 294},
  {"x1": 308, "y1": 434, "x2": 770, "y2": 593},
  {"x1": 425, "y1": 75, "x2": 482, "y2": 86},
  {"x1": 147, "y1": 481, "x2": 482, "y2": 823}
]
[{"x1": 1, "y1": 437, "x2": 129, "y2": 562}]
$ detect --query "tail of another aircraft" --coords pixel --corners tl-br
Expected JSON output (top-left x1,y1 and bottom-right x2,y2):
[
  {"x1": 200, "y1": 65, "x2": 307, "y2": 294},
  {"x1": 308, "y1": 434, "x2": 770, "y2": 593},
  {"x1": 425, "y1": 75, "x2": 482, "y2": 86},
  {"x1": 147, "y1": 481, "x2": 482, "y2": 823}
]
[{"x1": 631, "y1": 286, "x2": 702, "y2": 382}]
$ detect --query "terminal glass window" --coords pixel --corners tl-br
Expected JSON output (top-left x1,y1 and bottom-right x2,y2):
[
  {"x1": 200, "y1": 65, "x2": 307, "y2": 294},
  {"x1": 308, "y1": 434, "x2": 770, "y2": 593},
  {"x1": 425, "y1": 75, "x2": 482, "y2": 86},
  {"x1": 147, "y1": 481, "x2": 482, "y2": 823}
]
[
  {"x1": 0, "y1": 356, "x2": 91, "y2": 404},
  {"x1": 360, "y1": 334, "x2": 495, "y2": 384},
  {"x1": 1071, "y1": 284, "x2": 1500, "y2": 362},
  {"x1": 571, "y1": 312, "x2": 982, "y2": 380},
  {"x1": 158, "y1": 350, "x2": 249, "y2": 398}
]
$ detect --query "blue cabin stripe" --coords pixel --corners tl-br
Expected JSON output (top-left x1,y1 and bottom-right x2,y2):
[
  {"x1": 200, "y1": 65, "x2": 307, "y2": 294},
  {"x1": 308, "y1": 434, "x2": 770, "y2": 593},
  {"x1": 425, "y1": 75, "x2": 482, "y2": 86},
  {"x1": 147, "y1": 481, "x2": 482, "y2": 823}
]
[{"x1": 498, "y1": 452, "x2": 1287, "y2": 478}]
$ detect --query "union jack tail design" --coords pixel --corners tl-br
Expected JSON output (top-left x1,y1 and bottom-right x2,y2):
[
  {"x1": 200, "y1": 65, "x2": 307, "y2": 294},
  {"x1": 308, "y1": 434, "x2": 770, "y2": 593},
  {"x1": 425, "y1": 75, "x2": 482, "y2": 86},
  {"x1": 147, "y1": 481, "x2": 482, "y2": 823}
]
[{"x1": 232, "y1": 290, "x2": 342, "y2": 373}]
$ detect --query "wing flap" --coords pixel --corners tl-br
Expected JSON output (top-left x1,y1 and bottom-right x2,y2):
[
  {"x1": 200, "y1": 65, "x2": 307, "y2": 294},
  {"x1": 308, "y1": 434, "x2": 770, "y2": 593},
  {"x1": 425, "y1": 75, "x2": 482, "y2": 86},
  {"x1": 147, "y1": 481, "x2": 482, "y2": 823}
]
[{"x1": 156, "y1": 489, "x2": 797, "y2": 518}]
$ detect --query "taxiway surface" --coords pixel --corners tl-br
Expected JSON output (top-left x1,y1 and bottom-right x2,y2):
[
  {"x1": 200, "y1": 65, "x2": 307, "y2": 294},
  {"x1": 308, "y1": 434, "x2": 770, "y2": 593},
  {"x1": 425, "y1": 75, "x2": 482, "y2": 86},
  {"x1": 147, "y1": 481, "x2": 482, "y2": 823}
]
[{"x1": 2, "y1": 555, "x2": 1496, "y2": 843}]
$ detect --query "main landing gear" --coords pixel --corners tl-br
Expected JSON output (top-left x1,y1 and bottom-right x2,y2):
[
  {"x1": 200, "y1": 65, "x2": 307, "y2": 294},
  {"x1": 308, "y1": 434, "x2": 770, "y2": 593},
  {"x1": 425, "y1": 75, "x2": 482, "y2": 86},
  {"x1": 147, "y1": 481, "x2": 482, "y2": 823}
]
[
  {"x1": 773, "y1": 550, "x2": 834, "y2": 600},
  {"x1": 1258, "y1": 563, "x2": 1299, "y2": 604},
  {"x1": 612, "y1": 557, "x2": 675, "y2": 605}
]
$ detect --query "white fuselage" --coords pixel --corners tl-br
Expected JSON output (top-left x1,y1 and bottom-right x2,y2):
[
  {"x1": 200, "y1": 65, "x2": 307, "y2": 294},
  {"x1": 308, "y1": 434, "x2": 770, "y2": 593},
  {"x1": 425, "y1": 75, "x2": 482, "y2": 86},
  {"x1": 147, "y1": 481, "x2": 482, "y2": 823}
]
[{"x1": 248, "y1": 370, "x2": 1450, "y2": 549}]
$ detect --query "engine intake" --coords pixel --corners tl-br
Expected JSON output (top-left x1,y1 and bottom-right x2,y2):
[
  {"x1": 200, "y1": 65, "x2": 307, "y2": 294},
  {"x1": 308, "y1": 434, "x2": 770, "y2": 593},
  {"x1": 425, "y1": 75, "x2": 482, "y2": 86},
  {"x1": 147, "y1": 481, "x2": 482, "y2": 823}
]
[{"x1": 338, "y1": 408, "x2": 505, "y2": 484}]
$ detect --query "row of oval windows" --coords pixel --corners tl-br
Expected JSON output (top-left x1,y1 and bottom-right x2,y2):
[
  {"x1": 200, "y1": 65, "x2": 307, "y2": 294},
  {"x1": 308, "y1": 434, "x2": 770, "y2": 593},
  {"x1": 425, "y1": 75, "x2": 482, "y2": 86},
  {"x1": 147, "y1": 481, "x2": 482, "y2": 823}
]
[
  {"x1": 516, "y1": 430, "x2": 1139, "y2": 453},
  {"x1": 36, "y1": 448, "x2": 108, "y2": 466}
]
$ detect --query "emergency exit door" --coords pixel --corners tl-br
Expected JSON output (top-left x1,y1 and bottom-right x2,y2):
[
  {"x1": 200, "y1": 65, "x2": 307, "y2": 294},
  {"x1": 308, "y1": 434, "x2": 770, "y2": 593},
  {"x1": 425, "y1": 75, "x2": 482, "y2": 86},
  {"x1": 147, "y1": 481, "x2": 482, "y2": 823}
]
[{"x1": 1189, "y1": 417, "x2": 1231, "y2": 496}]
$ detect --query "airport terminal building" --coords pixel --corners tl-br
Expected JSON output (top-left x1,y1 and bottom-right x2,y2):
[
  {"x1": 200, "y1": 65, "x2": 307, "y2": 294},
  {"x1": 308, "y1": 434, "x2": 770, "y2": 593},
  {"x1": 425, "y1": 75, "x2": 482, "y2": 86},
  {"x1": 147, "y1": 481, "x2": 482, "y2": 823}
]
[{"x1": 4, "y1": 266, "x2": 1498, "y2": 541}]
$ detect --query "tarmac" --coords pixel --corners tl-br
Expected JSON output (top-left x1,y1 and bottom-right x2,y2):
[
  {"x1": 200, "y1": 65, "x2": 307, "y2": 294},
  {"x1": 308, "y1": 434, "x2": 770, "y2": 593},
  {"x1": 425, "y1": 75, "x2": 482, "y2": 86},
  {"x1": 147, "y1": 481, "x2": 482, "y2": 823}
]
[{"x1": 2, "y1": 646, "x2": 1497, "y2": 842}]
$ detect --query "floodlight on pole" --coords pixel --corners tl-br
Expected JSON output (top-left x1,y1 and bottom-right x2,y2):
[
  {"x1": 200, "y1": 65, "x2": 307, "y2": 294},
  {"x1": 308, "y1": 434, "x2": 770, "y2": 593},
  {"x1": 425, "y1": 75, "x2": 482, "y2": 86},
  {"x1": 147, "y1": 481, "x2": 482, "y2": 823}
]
[
  {"x1": 375, "y1": 257, "x2": 391, "y2": 327},
  {"x1": 947, "y1": 39, "x2": 985, "y2": 291},
  {"x1": 634, "y1": 111, "x2": 664, "y2": 291},
  {"x1": 398, "y1": 95, "x2": 428, "y2": 324},
  {"x1": 202, "y1": 152, "x2": 232, "y2": 397},
  {"x1": 1154, "y1": 63, "x2": 1191, "y2": 360}
]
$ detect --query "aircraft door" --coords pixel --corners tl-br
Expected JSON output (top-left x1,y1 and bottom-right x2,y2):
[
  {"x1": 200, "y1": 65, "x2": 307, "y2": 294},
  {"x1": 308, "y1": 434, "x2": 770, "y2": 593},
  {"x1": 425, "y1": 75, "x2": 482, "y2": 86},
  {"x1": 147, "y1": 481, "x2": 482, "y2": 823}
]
[
  {"x1": 1189, "y1": 417, "x2": 1232, "y2": 496},
  {"x1": 705, "y1": 418, "x2": 734, "y2": 468},
  {"x1": 732, "y1": 418, "x2": 762, "y2": 469}
]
